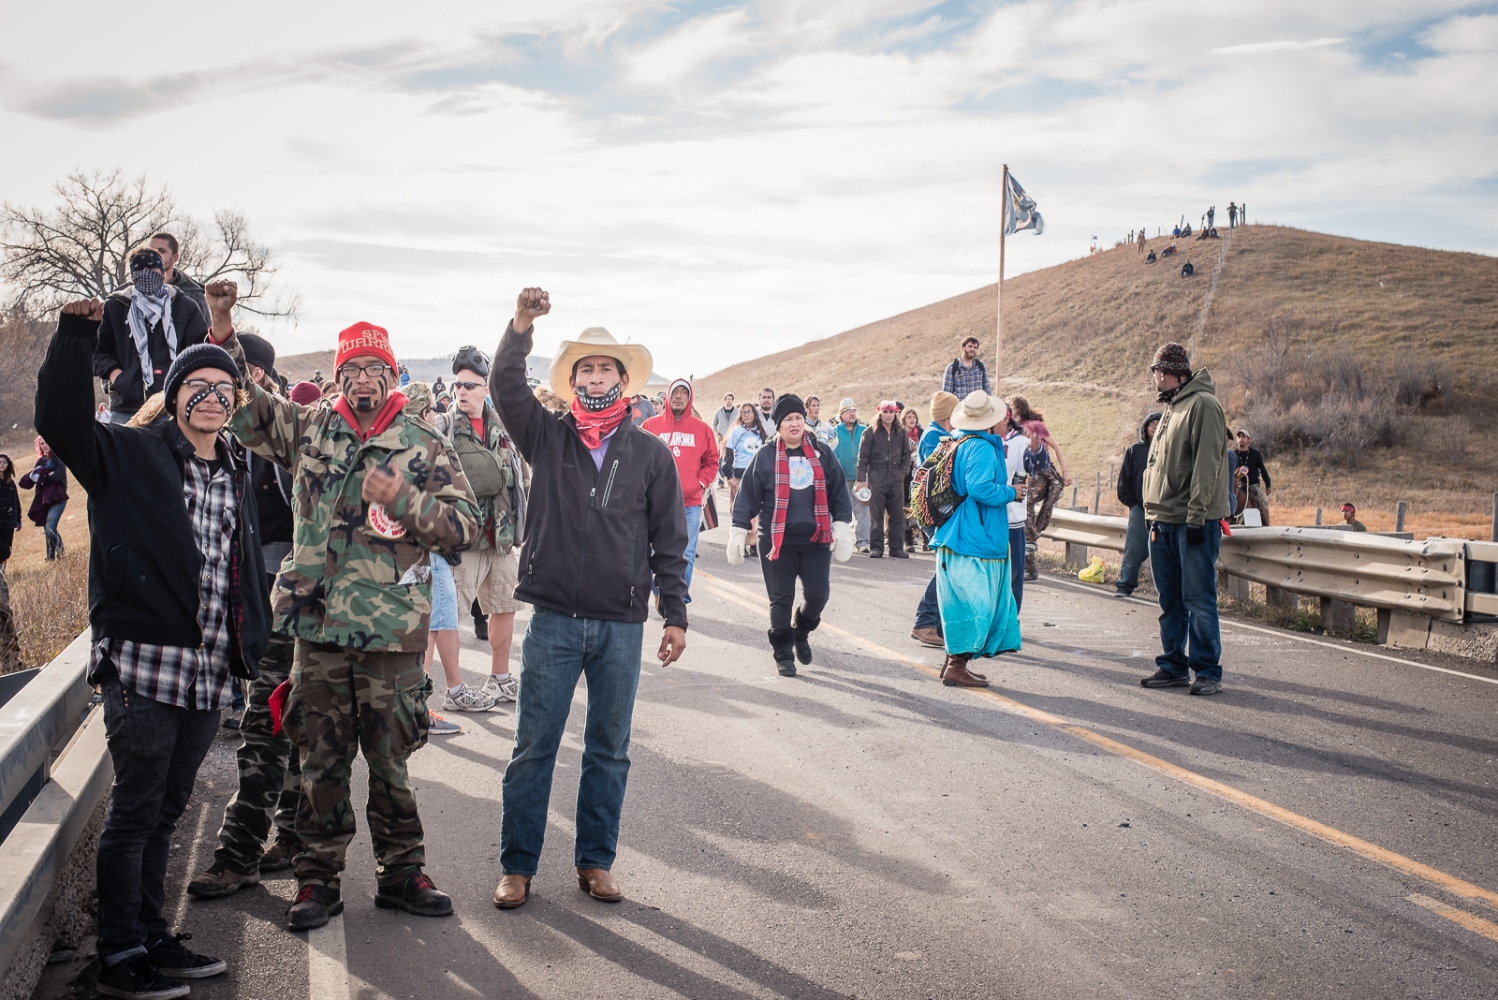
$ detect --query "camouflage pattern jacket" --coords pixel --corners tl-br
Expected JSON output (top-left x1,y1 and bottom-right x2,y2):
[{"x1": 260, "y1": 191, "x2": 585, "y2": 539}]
[{"x1": 228, "y1": 379, "x2": 481, "y2": 652}]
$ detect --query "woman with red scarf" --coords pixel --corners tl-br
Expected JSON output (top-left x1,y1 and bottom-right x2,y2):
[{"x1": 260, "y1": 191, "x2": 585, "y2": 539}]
[{"x1": 728, "y1": 394, "x2": 854, "y2": 676}]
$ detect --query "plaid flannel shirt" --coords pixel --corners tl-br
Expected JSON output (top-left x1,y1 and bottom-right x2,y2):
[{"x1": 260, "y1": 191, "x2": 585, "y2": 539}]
[
  {"x1": 942, "y1": 358, "x2": 991, "y2": 399},
  {"x1": 91, "y1": 444, "x2": 238, "y2": 710}
]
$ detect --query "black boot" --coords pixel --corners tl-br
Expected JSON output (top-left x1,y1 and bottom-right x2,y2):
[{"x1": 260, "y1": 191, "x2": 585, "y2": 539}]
[
  {"x1": 472, "y1": 599, "x2": 489, "y2": 641},
  {"x1": 768, "y1": 628, "x2": 797, "y2": 677},
  {"x1": 792, "y1": 609, "x2": 820, "y2": 665}
]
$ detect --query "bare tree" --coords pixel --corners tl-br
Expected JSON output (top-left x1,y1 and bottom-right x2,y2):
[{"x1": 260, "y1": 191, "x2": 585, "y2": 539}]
[{"x1": 0, "y1": 168, "x2": 297, "y2": 319}]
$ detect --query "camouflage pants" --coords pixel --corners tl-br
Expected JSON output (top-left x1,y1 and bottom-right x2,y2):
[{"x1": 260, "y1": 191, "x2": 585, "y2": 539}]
[
  {"x1": 1024, "y1": 468, "x2": 1066, "y2": 545},
  {"x1": 212, "y1": 633, "x2": 304, "y2": 873},
  {"x1": 282, "y1": 640, "x2": 432, "y2": 890}
]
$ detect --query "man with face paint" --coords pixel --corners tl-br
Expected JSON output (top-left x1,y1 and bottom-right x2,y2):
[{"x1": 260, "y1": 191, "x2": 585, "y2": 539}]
[
  {"x1": 93, "y1": 246, "x2": 211, "y2": 425},
  {"x1": 36, "y1": 284, "x2": 271, "y2": 999},
  {"x1": 489, "y1": 287, "x2": 689, "y2": 909},
  {"x1": 211, "y1": 284, "x2": 482, "y2": 931}
]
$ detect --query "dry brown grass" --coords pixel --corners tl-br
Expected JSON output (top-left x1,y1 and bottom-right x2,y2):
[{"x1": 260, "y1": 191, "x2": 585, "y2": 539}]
[
  {"x1": 3, "y1": 491, "x2": 89, "y2": 672},
  {"x1": 697, "y1": 225, "x2": 1498, "y2": 539}
]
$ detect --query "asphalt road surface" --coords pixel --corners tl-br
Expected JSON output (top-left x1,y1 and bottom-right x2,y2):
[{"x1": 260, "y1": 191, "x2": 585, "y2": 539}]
[{"x1": 43, "y1": 532, "x2": 1498, "y2": 999}]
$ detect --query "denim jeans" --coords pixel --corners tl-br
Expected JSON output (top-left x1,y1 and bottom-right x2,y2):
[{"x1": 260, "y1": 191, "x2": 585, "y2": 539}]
[
  {"x1": 1117, "y1": 505, "x2": 1149, "y2": 592},
  {"x1": 848, "y1": 482, "x2": 870, "y2": 546},
  {"x1": 501, "y1": 610, "x2": 644, "y2": 876},
  {"x1": 1148, "y1": 520, "x2": 1223, "y2": 683},
  {"x1": 96, "y1": 673, "x2": 220, "y2": 964},
  {"x1": 1008, "y1": 526, "x2": 1026, "y2": 611},
  {"x1": 914, "y1": 574, "x2": 941, "y2": 631},
  {"x1": 683, "y1": 504, "x2": 701, "y2": 600},
  {"x1": 43, "y1": 500, "x2": 66, "y2": 559}
]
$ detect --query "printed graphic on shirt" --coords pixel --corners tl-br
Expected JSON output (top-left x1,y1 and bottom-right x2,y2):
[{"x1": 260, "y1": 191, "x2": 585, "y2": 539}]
[
  {"x1": 657, "y1": 429, "x2": 698, "y2": 458},
  {"x1": 788, "y1": 455, "x2": 813, "y2": 490}
]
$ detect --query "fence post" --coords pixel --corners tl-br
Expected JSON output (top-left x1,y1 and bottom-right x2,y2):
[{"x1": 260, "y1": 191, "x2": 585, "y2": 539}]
[
  {"x1": 1491, "y1": 492, "x2": 1497, "y2": 542},
  {"x1": 1071, "y1": 485, "x2": 1079, "y2": 510},
  {"x1": 1093, "y1": 472, "x2": 1102, "y2": 516},
  {"x1": 1395, "y1": 501, "x2": 1407, "y2": 533},
  {"x1": 1314, "y1": 508, "x2": 1323, "y2": 526}
]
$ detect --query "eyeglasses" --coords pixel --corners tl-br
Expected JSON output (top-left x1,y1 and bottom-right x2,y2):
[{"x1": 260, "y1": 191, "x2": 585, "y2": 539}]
[
  {"x1": 183, "y1": 379, "x2": 237, "y2": 396},
  {"x1": 337, "y1": 363, "x2": 391, "y2": 380},
  {"x1": 452, "y1": 380, "x2": 486, "y2": 391}
]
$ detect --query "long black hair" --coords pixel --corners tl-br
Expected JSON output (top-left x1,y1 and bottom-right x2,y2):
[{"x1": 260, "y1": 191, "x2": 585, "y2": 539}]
[{"x1": 0, "y1": 453, "x2": 12, "y2": 483}]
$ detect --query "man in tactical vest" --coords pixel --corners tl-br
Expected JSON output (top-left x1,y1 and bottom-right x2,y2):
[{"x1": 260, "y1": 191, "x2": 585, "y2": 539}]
[{"x1": 446, "y1": 346, "x2": 529, "y2": 705}]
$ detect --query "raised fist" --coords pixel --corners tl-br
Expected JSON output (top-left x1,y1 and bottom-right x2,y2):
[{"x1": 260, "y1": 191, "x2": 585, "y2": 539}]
[
  {"x1": 62, "y1": 298, "x2": 103, "y2": 321},
  {"x1": 514, "y1": 287, "x2": 551, "y2": 331},
  {"x1": 206, "y1": 280, "x2": 238, "y2": 315}
]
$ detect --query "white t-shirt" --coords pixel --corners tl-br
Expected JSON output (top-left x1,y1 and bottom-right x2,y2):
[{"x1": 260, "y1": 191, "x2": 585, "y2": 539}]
[{"x1": 1004, "y1": 431, "x2": 1029, "y2": 527}]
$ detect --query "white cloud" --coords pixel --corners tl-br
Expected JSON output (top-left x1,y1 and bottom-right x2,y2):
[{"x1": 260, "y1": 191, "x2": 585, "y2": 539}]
[{"x1": 1211, "y1": 37, "x2": 1345, "y2": 56}]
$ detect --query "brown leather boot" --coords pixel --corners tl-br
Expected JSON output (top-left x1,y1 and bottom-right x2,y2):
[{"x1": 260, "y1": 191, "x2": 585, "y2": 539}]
[
  {"x1": 493, "y1": 874, "x2": 531, "y2": 909},
  {"x1": 577, "y1": 867, "x2": 623, "y2": 902},
  {"x1": 941, "y1": 655, "x2": 989, "y2": 688}
]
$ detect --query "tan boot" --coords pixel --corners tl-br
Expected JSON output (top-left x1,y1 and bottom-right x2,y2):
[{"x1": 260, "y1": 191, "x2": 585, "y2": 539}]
[
  {"x1": 493, "y1": 874, "x2": 531, "y2": 909},
  {"x1": 576, "y1": 867, "x2": 623, "y2": 902},
  {"x1": 941, "y1": 655, "x2": 989, "y2": 688}
]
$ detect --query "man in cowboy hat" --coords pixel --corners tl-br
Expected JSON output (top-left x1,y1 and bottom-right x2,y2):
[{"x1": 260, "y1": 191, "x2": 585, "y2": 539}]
[
  {"x1": 929, "y1": 391, "x2": 1023, "y2": 688},
  {"x1": 489, "y1": 287, "x2": 689, "y2": 909}
]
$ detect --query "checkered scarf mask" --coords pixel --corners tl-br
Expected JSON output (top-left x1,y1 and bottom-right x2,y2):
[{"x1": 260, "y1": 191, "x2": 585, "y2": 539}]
[
  {"x1": 127, "y1": 271, "x2": 176, "y2": 390},
  {"x1": 767, "y1": 436, "x2": 833, "y2": 561}
]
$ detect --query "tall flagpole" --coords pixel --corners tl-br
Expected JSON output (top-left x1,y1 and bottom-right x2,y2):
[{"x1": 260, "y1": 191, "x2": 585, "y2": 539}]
[{"x1": 997, "y1": 163, "x2": 1007, "y2": 392}]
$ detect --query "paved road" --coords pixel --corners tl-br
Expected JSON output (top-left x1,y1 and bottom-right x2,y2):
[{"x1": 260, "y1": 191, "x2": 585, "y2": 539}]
[{"x1": 45, "y1": 533, "x2": 1498, "y2": 999}]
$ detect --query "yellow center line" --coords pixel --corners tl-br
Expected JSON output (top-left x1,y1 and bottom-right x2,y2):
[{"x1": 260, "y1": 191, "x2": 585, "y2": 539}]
[
  {"x1": 1406, "y1": 894, "x2": 1498, "y2": 944},
  {"x1": 693, "y1": 570, "x2": 1498, "y2": 921}
]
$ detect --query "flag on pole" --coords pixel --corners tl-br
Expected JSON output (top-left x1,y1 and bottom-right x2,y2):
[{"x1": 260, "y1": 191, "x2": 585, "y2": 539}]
[{"x1": 1003, "y1": 172, "x2": 1044, "y2": 236}]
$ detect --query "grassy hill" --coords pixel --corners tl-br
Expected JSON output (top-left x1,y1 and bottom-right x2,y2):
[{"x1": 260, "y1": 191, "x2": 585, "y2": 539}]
[{"x1": 696, "y1": 226, "x2": 1498, "y2": 536}]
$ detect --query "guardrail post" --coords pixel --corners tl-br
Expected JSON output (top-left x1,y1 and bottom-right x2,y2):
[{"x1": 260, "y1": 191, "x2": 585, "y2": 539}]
[
  {"x1": 1064, "y1": 542, "x2": 1089, "y2": 568},
  {"x1": 1395, "y1": 501, "x2": 1407, "y2": 533},
  {"x1": 1223, "y1": 572, "x2": 1250, "y2": 601},
  {"x1": 1320, "y1": 597, "x2": 1356, "y2": 633},
  {"x1": 1265, "y1": 585, "x2": 1297, "y2": 611}
]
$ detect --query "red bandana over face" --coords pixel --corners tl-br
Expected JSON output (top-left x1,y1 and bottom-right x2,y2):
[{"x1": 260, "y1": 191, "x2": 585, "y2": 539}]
[{"x1": 570, "y1": 394, "x2": 630, "y2": 450}]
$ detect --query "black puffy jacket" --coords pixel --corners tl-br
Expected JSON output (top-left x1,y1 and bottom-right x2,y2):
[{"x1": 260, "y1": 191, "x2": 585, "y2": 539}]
[{"x1": 491, "y1": 322, "x2": 689, "y2": 630}]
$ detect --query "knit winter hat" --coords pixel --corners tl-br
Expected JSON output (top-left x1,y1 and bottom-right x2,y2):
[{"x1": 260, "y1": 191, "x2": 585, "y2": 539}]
[
  {"x1": 335, "y1": 321, "x2": 398, "y2": 374},
  {"x1": 289, "y1": 380, "x2": 323, "y2": 405},
  {"x1": 929, "y1": 391, "x2": 959, "y2": 423},
  {"x1": 1150, "y1": 342, "x2": 1192, "y2": 376},
  {"x1": 163, "y1": 343, "x2": 241, "y2": 415},
  {"x1": 771, "y1": 393, "x2": 807, "y2": 428}
]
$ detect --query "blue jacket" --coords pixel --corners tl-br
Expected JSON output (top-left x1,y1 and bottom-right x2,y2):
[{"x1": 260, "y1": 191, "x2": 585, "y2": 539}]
[
  {"x1": 931, "y1": 430, "x2": 1016, "y2": 559},
  {"x1": 832, "y1": 421, "x2": 867, "y2": 482},
  {"x1": 918, "y1": 421, "x2": 949, "y2": 464}
]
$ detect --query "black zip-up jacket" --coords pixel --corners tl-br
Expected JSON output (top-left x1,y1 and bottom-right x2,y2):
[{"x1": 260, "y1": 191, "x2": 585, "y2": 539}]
[
  {"x1": 732, "y1": 437, "x2": 853, "y2": 548},
  {"x1": 1234, "y1": 446, "x2": 1271, "y2": 489},
  {"x1": 491, "y1": 321, "x2": 689, "y2": 630},
  {"x1": 92, "y1": 286, "x2": 209, "y2": 415},
  {"x1": 37, "y1": 311, "x2": 270, "y2": 674},
  {"x1": 1115, "y1": 412, "x2": 1161, "y2": 509},
  {"x1": 856, "y1": 421, "x2": 913, "y2": 485},
  {"x1": 0, "y1": 478, "x2": 20, "y2": 529}
]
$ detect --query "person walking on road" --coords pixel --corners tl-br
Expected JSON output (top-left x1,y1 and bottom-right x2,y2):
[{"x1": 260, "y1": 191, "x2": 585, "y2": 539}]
[
  {"x1": 19, "y1": 437, "x2": 69, "y2": 560},
  {"x1": 1001, "y1": 413, "x2": 1030, "y2": 609},
  {"x1": 1012, "y1": 397, "x2": 1068, "y2": 581},
  {"x1": 490, "y1": 288, "x2": 689, "y2": 911},
  {"x1": 712, "y1": 392, "x2": 738, "y2": 441},
  {"x1": 1139, "y1": 343, "x2": 1231, "y2": 696},
  {"x1": 856, "y1": 401, "x2": 913, "y2": 558},
  {"x1": 1114, "y1": 412, "x2": 1161, "y2": 597},
  {"x1": 36, "y1": 289, "x2": 272, "y2": 999},
  {"x1": 643, "y1": 378, "x2": 719, "y2": 600},
  {"x1": 219, "y1": 286, "x2": 483, "y2": 930},
  {"x1": 942, "y1": 336, "x2": 992, "y2": 398},
  {"x1": 726, "y1": 403, "x2": 769, "y2": 555},
  {"x1": 911, "y1": 391, "x2": 958, "y2": 648},
  {"x1": 931, "y1": 391, "x2": 1023, "y2": 689},
  {"x1": 804, "y1": 395, "x2": 837, "y2": 448},
  {"x1": 832, "y1": 399, "x2": 870, "y2": 553},
  {"x1": 755, "y1": 387, "x2": 777, "y2": 435},
  {"x1": 1233, "y1": 429, "x2": 1272, "y2": 525},
  {"x1": 729, "y1": 394, "x2": 854, "y2": 676}
]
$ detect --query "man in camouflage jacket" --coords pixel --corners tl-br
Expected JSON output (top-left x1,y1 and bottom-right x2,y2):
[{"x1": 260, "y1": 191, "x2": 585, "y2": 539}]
[{"x1": 214, "y1": 285, "x2": 481, "y2": 930}]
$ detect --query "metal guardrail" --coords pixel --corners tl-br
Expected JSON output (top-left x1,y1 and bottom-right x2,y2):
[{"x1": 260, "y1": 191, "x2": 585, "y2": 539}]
[
  {"x1": 1042, "y1": 509, "x2": 1493, "y2": 623},
  {"x1": 0, "y1": 631, "x2": 111, "y2": 979}
]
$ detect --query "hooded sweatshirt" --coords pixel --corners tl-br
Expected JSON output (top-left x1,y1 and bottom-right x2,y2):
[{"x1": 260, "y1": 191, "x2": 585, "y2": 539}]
[
  {"x1": 1115, "y1": 412, "x2": 1161, "y2": 509},
  {"x1": 1142, "y1": 371, "x2": 1231, "y2": 525},
  {"x1": 641, "y1": 379, "x2": 719, "y2": 508}
]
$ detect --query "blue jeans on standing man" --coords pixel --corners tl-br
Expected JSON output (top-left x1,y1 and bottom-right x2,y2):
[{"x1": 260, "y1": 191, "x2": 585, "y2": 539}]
[
  {"x1": 1008, "y1": 525, "x2": 1026, "y2": 610},
  {"x1": 500, "y1": 609, "x2": 645, "y2": 876},
  {"x1": 682, "y1": 504, "x2": 701, "y2": 600},
  {"x1": 43, "y1": 500, "x2": 66, "y2": 559},
  {"x1": 1148, "y1": 520, "x2": 1223, "y2": 683},
  {"x1": 1116, "y1": 504, "x2": 1149, "y2": 593}
]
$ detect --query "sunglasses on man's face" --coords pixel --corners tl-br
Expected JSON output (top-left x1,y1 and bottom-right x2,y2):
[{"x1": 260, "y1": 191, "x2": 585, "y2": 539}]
[{"x1": 452, "y1": 380, "x2": 486, "y2": 391}]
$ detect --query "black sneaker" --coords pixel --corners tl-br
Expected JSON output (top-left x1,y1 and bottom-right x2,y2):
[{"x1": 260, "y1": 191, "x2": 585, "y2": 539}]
[
  {"x1": 375, "y1": 872, "x2": 454, "y2": 917},
  {"x1": 95, "y1": 955, "x2": 190, "y2": 1000},
  {"x1": 1140, "y1": 669, "x2": 1191, "y2": 689},
  {"x1": 1189, "y1": 678, "x2": 1223, "y2": 696},
  {"x1": 147, "y1": 932, "x2": 227, "y2": 978},
  {"x1": 286, "y1": 884, "x2": 343, "y2": 931},
  {"x1": 1113, "y1": 588, "x2": 1133, "y2": 598}
]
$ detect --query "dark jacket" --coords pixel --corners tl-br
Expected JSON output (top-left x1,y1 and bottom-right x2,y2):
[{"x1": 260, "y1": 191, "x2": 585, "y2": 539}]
[
  {"x1": 491, "y1": 322, "x2": 690, "y2": 630},
  {"x1": 856, "y1": 420, "x2": 913, "y2": 485},
  {"x1": 92, "y1": 285, "x2": 209, "y2": 416},
  {"x1": 1235, "y1": 445, "x2": 1271, "y2": 489},
  {"x1": 19, "y1": 456, "x2": 68, "y2": 525},
  {"x1": 169, "y1": 271, "x2": 209, "y2": 324},
  {"x1": 1116, "y1": 412, "x2": 1161, "y2": 509},
  {"x1": 37, "y1": 311, "x2": 270, "y2": 673},
  {"x1": 732, "y1": 436, "x2": 853, "y2": 548},
  {"x1": 0, "y1": 478, "x2": 20, "y2": 530}
]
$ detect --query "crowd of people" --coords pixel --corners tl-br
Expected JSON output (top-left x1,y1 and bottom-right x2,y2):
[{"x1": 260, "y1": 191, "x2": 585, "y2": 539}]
[{"x1": 26, "y1": 236, "x2": 1271, "y2": 999}]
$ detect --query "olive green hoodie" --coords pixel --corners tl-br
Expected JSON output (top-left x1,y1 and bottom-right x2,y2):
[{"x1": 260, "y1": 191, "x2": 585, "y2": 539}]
[{"x1": 1142, "y1": 369, "x2": 1231, "y2": 525}]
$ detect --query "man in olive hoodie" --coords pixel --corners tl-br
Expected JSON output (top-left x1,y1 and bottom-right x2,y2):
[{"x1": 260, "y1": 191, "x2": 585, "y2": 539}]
[{"x1": 1138, "y1": 343, "x2": 1231, "y2": 696}]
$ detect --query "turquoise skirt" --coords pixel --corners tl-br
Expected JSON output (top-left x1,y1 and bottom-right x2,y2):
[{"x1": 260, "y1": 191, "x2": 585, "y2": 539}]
[{"x1": 935, "y1": 548, "x2": 1021, "y2": 658}]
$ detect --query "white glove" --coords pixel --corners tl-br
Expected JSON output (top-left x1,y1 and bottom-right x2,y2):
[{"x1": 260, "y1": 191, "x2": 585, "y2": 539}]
[
  {"x1": 832, "y1": 521, "x2": 853, "y2": 563},
  {"x1": 726, "y1": 526, "x2": 748, "y2": 565}
]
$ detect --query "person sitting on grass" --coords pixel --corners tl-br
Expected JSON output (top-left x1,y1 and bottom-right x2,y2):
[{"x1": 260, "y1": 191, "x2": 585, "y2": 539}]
[{"x1": 1181, "y1": 260, "x2": 1195, "y2": 278}]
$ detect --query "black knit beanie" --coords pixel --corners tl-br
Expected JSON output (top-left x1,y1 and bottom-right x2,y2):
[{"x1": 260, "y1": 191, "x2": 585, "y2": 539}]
[
  {"x1": 771, "y1": 393, "x2": 807, "y2": 429},
  {"x1": 163, "y1": 343, "x2": 241, "y2": 415}
]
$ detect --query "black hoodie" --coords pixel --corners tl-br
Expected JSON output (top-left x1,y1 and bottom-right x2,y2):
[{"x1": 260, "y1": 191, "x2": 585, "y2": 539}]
[
  {"x1": 92, "y1": 285, "x2": 210, "y2": 416},
  {"x1": 1115, "y1": 412, "x2": 1161, "y2": 509}
]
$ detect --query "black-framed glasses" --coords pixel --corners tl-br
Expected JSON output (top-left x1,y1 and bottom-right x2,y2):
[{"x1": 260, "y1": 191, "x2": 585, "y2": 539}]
[
  {"x1": 452, "y1": 380, "x2": 486, "y2": 391},
  {"x1": 183, "y1": 378, "x2": 237, "y2": 396},
  {"x1": 337, "y1": 363, "x2": 391, "y2": 380}
]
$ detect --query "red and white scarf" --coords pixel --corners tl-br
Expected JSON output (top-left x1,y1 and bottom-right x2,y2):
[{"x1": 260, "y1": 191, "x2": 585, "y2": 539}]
[
  {"x1": 570, "y1": 395, "x2": 630, "y2": 450},
  {"x1": 768, "y1": 436, "x2": 833, "y2": 561}
]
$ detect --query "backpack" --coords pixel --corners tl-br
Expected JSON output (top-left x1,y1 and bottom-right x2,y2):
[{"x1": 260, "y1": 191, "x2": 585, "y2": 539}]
[{"x1": 908, "y1": 436, "x2": 978, "y2": 533}]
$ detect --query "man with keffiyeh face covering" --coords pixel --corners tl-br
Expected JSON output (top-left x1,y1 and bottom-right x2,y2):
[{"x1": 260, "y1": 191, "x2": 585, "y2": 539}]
[
  {"x1": 94, "y1": 247, "x2": 211, "y2": 424},
  {"x1": 729, "y1": 394, "x2": 854, "y2": 676},
  {"x1": 489, "y1": 287, "x2": 689, "y2": 911}
]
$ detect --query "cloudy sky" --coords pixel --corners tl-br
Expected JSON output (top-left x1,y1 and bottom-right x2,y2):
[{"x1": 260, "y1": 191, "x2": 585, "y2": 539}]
[{"x1": 2, "y1": 1, "x2": 1495, "y2": 374}]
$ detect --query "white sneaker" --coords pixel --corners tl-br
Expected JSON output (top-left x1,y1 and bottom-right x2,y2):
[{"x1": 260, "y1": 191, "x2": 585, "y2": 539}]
[
  {"x1": 444, "y1": 683, "x2": 498, "y2": 712},
  {"x1": 482, "y1": 674, "x2": 519, "y2": 703}
]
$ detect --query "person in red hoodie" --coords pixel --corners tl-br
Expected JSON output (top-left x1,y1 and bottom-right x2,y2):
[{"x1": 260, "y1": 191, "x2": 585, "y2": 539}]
[{"x1": 642, "y1": 378, "x2": 718, "y2": 601}]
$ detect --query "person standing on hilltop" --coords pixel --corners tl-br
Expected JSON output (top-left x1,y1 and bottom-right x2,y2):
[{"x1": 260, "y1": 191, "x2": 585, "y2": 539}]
[
  {"x1": 1227, "y1": 203, "x2": 1238, "y2": 229},
  {"x1": 942, "y1": 336, "x2": 991, "y2": 398},
  {"x1": 1139, "y1": 343, "x2": 1231, "y2": 697}
]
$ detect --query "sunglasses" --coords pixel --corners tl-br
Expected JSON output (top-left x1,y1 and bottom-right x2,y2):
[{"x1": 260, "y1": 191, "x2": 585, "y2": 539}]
[{"x1": 452, "y1": 380, "x2": 486, "y2": 391}]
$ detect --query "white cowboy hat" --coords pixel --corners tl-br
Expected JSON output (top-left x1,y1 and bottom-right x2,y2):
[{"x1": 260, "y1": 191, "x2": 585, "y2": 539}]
[
  {"x1": 547, "y1": 327, "x2": 654, "y2": 403},
  {"x1": 949, "y1": 390, "x2": 1004, "y2": 432}
]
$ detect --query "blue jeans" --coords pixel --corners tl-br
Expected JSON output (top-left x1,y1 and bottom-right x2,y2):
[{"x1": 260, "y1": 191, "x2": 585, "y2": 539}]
[
  {"x1": 914, "y1": 574, "x2": 941, "y2": 631},
  {"x1": 96, "y1": 674, "x2": 220, "y2": 964},
  {"x1": 1148, "y1": 521, "x2": 1223, "y2": 683},
  {"x1": 43, "y1": 500, "x2": 66, "y2": 559},
  {"x1": 1117, "y1": 505, "x2": 1149, "y2": 592},
  {"x1": 1009, "y1": 526, "x2": 1026, "y2": 611},
  {"x1": 683, "y1": 504, "x2": 701, "y2": 601},
  {"x1": 500, "y1": 610, "x2": 644, "y2": 876}
]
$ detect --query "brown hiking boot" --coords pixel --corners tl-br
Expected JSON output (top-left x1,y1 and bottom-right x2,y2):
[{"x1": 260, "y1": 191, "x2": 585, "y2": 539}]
[
  {"x1": 259, "y1": 837, "x2": 301, "y2": 873},
  {"x1": 186, "y1": 863, "x2": 260, "y2": 899},
  {"x1": 941, "y1": 655, "x2": 989, "y2": 688},
  {"x1": 910, "y1": 627, "x2": 944, "y2": 648}
]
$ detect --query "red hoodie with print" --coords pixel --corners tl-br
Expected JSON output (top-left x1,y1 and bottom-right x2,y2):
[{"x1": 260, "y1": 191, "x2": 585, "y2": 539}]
[{"x1": 641, "y1": 378, "x2": 718, "y2": 508}]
